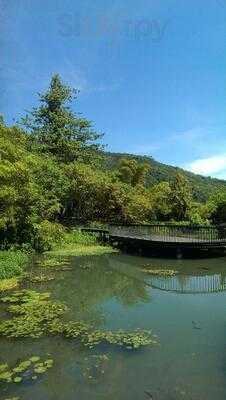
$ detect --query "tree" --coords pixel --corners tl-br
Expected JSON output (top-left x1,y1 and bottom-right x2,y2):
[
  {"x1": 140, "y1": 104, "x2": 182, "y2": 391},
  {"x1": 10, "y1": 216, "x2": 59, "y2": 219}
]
[
  {"x1": 117, "y1": 158, "x2": 150, "y2": 186},
  {"x1": 208, "y1": 191, "x2": 226, "y2": 224},
  {"x1": 22, "y1": 74, "x2": 103, "y2": 163},
  {"x1": 0, "y1": 124, "x2": 36, "y2": 245},
  {"x1": 149, "y1": 181, "x2": 172, "y2": 220},
  {"x1": 169, "y1": 173, "x2": 192, "y2": 221}
]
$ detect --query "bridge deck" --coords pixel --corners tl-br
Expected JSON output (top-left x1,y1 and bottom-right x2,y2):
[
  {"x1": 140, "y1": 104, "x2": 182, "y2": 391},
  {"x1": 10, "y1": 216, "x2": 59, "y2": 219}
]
[
  {"x1": 110, "y1": 232, "x2": 226, "y2": 244},
  {"x1": 81, "y1": 226, "x2": 226, "y2": 251}
]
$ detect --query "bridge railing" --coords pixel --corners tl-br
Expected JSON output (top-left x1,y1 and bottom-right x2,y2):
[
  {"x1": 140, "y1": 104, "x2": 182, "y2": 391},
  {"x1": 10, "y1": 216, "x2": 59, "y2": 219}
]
[{"x1": 109, "y1": 224, "x2": 226, "y2": 243}]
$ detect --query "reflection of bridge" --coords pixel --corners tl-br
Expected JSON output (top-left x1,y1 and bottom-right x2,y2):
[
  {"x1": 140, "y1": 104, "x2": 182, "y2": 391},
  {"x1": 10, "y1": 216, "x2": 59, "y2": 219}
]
[
  {"x1": 107, "y1": 257, "x2": 226, "y2": 295},
  {"x1": 148, "y1": 274, "x2": 226, "y2": 294}
]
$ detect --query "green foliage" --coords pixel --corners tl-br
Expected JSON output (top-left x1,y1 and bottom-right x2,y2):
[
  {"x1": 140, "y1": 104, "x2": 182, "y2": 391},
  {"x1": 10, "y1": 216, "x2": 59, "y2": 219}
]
[
  {"x1": 62, "y1": 230, "x2": 98, "y2": 245},
  {"x1": 0, "y1": 124, "x2": 36, "y2": 245},
  {"x1": 104, "y1": 152, "x2": 226, "y2": 202},
  {"x1": 208, "y1": 191, "x2": 226, "y2": 224},
  {"x1": 32, "y1": 220, "x2": 65, "y2": 252},
  {"x1": 62, "y1": 162, "x2": 151, "y2": 224},
  {"x1": 41, "y1": 231, "x2": 116, "y2": 257},
  {"x1": 117, "y1": 158, "x2": 150, "y2": 186},
  {"x1": 22, "y1": 74, "x2": 103, "y2": 163},
  {"x1": 0, "y1": 251, "x2": 28, "y2": 279},
  {"x1": 1, "y1": 72, "x2": 226, "y2": 258},
  {"x1": 149, "y1": 182, "x2": 172, "y2": 220},
  {"x1": 169, "y1": 173, "x2": 192, "y2": 221}
]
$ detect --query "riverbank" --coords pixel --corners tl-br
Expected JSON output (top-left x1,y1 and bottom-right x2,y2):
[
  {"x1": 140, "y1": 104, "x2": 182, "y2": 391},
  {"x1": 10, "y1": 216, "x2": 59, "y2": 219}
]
[
  {"x1": 46, "y1": 229, "x2": 117, "y2": 257},
  {"x1": 0, "y1": 230, "x2": 116, "y2": 289},
  {"x1": 0, "y1": 251, "x2": 29, "y2": 292}
]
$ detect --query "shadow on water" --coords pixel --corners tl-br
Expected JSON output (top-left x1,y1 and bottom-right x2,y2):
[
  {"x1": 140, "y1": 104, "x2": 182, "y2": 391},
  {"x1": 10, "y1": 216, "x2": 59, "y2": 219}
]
[
  {"x1": 1, "y1": 252, "x2": 226, "y2": 399},
  {"x1": 113, "y1": 240, "x2": 226, "y2": 259}
]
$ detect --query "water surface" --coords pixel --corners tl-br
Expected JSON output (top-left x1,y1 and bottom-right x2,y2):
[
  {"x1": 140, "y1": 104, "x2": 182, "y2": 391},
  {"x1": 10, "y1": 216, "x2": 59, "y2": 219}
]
[{"x1": 1, "y1": 253, "x2": 226, "y2": 399}]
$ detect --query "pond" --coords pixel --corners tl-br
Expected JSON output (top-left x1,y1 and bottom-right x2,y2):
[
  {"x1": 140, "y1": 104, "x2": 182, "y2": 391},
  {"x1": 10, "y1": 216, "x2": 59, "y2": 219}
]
[{"x1": 1, "y1": 252, "x2": 226, "y2": 400}]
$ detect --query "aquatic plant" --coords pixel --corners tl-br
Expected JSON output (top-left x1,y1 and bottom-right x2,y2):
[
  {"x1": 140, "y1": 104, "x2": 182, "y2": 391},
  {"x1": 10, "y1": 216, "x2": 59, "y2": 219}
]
[
  {"x1": 142, "y1": 267, "x2": 178, "y2": 276},
  {"x1": 0, "y1": 289, "x2": 67, "y2": 338},
  {"x1": 0, "y1": 289, "x2": 51, "y2": 304},
  {"x1": 82, "y1": 354, "x2": 110, "y2": 382},
  {"x1": 36, "y1": 256, "x2": 70, "y2": 269},
  {"x1": 0, "y1": 289, "x2": 158, "y2": 349},
  {"x1": 27, "y1": 273, "x2": 55, "y2": 283},
  {"x1": 0, "y1": 356, "x2": 53, "y2": 385},
  {"x1": 0, "y1": 278, "x2": 19, "y2": 292},
  {"x1": 3, "y1": 397, "x2": 20, "y2": 400}
]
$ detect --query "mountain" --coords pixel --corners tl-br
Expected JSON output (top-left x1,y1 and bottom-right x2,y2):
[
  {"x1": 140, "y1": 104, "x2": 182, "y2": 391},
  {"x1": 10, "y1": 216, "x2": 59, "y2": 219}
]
[{"x1": 103, "y1": 152, "x2": 226, "y2": 202}]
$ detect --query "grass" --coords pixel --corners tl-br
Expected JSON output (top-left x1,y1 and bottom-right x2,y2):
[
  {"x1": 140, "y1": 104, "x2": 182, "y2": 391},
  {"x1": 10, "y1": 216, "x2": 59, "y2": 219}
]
[
  {"x1": 48, "y1": 245, "x2": 117, "y2": 257},
  {"x1": 47, "y1": 230, "x2": 117, "y2": 257},
  {"x1": 0, "y1": 251, "x2": 29, "y2": 280}
]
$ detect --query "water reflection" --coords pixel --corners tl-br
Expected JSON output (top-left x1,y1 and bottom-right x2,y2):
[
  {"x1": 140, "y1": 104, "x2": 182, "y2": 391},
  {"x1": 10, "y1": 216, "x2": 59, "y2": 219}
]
[
  {"x1": 148, "y1": 273, "x2": 226, "y2": 294},
  {"x1": 106, "y1": 254, "x2": 226, "y2": 295},
  {"x1": 44, "y1": 254, "x2": 151, "y2": 326},
  {"x1": 2, "y1": 253, "x2": 226, "y2": 400}
]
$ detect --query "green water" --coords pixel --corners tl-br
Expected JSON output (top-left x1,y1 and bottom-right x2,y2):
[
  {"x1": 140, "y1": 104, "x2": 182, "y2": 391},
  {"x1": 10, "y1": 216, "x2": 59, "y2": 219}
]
[{"x1": 1, "y1": 252, "x2": 226, "y2": 399}]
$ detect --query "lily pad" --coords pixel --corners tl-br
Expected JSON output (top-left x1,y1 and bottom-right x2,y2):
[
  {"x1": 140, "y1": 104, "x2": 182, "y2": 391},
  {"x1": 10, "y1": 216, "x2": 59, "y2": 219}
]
[{"x1": 13, "y1": 376, "x2": 22, "y2": 383}]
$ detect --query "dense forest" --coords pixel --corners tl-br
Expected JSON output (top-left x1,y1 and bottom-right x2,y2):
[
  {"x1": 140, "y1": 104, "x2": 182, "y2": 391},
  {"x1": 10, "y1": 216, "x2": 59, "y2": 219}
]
[
  {"x1": 104, "y1": 153, "x2": 226, "y2": 202},
  {"x1": 1, "y1": 74, "x2": 226, "y2": 251}
]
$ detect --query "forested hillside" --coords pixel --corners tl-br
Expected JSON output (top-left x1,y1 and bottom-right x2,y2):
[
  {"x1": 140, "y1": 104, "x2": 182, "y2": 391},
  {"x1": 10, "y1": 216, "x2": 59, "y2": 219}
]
[
  {"x1": 1, "y1": 74, "x2": 226, "y2": 251},
  {"x1": 104, "y1": 153, "x2": 226, "y2": 202}
]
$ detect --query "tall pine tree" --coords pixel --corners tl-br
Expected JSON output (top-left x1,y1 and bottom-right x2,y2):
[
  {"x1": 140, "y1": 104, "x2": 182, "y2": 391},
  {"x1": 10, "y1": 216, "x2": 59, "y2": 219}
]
[{"x1": 22, "y1": 74, "x2": 103, "y2": 163}]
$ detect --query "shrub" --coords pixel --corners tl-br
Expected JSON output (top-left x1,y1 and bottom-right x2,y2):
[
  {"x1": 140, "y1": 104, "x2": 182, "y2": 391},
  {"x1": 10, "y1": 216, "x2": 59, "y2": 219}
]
[
  {"x1": 33, "y1": 221, "x2": 65, "y2": 252},
  {"x1": 62, "y1": 229, "x2": 98, "y2": 246}
]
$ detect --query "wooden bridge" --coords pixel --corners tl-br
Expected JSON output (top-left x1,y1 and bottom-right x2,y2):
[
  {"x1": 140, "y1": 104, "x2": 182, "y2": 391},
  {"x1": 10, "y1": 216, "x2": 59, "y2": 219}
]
[{"x1": 82, "y1": 224, "x2": 226, "y2": 255}]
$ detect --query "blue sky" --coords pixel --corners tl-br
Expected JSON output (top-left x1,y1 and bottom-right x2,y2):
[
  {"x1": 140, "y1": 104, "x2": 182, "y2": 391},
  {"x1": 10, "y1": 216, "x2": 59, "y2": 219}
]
[{"x1": 1, "y1": 0, "x2": 226, "y2": 178}]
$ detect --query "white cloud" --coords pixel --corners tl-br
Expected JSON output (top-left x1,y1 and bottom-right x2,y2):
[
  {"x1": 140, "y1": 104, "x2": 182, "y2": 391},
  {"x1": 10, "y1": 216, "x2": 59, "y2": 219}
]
[{"x1": 187, "y1": 155, "x2": 226, "y2": 176}]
